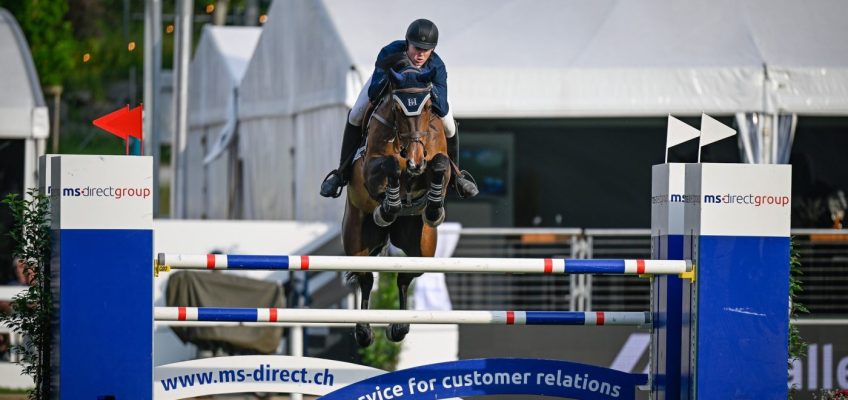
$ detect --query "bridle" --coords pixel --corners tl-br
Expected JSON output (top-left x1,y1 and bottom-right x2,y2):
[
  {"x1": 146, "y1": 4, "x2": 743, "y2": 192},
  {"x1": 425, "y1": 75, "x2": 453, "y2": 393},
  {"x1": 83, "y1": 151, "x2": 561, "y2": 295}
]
[{"x1": 370, "y1": 85, "x2": 437, "y2": 159}]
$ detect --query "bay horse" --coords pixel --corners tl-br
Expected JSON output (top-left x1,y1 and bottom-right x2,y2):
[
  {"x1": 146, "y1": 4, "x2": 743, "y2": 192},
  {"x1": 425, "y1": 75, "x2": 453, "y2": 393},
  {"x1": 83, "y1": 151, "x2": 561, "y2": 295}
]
[{"x1": 342, "y1": 66, "x2": 451, "y2": 347}]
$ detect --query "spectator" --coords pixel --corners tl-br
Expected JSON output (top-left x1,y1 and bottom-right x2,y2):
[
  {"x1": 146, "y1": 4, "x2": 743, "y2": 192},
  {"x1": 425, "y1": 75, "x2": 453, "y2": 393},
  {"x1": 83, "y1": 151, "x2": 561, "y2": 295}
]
[
  {"x1": 1, "y1": 258, "x2": 32, "y2": 314},
  {"x1": 12, "y1": 257, "x2": 34, "y2": 286},
  {"x1": 0, "y1": 258, "x2": 31, "y2": 362}
]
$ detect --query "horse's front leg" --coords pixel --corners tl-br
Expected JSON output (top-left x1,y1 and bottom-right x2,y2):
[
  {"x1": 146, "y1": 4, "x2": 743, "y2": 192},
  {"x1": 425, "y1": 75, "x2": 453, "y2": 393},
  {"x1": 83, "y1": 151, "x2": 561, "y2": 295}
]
[
  {"x1": 423, "y1": 153, "x2": 450, "y2": 227},
  {"x1": 369, "y1": 156, "x2": 402, "y2": 227},
  {"x1": 386, "y1": 272, "x2": 421, "y2": 342}
]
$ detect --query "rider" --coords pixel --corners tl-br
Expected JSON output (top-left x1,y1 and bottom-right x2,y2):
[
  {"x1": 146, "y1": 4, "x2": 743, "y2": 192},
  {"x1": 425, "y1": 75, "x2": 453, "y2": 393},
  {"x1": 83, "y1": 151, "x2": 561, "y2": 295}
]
[{"x1": 320, "y1": 18, "x2": 479, "y2": 199}]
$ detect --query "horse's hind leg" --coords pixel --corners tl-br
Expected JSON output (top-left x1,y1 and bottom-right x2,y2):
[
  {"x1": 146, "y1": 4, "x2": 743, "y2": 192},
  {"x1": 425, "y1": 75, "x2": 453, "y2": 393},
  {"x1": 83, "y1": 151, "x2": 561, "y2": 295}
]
[
  {"x1": 386, "y1": 272, "x2": 419, "y2": 342},
  {"x1": 423, "y1": 153, "x2": 450, "y2": 227},
  {"x1": 346, "y1": 271, "x2": 375, "y2": 347},
  {"x1": 342, "y1": 198, "x2": 386, "y2": 347},
  {"x1": 386, "y1": 221, "x2": 434, "y2": 342}
]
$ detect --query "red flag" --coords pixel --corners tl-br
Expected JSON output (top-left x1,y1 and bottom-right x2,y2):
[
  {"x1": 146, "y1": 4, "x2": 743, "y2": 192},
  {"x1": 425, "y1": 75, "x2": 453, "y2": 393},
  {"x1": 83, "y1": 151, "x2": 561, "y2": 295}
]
[
  {"x1": 127, "y1": 105, "x2": 143, "y2": 140},
  {"x1": 92, "y1": 105, "x2": 144, "y2": 155},
  {"x1": 92, "y1": 105, "x2": 131, "y2": 139}
]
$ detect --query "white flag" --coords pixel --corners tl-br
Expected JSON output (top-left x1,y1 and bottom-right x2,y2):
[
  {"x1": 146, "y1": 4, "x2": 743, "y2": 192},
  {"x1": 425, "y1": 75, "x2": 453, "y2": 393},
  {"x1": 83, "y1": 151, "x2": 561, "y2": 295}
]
[
  {"x1": 698, "y1": 114, "x2": 736, "y2": 162},
  {"x1": 665, "y1": 115, "x2": 700, "y2": 162}
]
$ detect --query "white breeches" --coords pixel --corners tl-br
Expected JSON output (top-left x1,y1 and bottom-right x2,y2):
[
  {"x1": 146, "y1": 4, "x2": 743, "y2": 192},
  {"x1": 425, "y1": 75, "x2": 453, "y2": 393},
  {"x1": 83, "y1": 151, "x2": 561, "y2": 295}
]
[{"x1": 349, "y1": 77, "x2": 456, "y2": 138}]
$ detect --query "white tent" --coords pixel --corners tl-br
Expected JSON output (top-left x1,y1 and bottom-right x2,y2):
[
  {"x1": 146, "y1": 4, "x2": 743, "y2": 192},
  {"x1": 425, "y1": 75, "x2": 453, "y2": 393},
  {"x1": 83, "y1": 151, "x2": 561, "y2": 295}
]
[
  {"x1": 324, "y1": 0, "x2": 848, "y2": 117},
  {"x1": 186, "y1": 26, "x2": 261, "y2": 219},
  {"x1": 0, "y1": 8, "x2": 48, "y2": 192},
  {"x1": 234, "y1": 0, "x2": 848, "y2": 221},
  {"x1": 238, "y1": 1, "x2": 356, "y2": 222}
]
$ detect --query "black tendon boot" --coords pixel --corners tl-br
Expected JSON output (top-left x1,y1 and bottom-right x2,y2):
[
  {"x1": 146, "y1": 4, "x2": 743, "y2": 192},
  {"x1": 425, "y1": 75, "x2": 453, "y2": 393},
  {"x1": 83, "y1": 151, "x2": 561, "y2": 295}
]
[
  {"x1": 320, "y1": 122, "x2": 362, "y2": 198},
  {"x1": 447, "y1": 134, "x2": 479, "y2": 199}
]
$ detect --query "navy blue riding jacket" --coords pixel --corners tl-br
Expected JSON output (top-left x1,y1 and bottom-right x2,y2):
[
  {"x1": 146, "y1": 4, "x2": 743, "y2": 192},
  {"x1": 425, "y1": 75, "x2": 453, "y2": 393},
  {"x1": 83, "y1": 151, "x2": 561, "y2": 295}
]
[{"x1": 366, "y1": 40, "x2": 449, "y2": 117}]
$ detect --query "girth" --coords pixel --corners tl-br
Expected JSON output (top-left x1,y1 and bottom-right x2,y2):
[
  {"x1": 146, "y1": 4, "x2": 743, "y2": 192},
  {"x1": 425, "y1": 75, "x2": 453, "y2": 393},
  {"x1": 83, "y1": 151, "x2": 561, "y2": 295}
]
[{"x1": 396, "y1": 191, "x2": 428, "y2": 216}]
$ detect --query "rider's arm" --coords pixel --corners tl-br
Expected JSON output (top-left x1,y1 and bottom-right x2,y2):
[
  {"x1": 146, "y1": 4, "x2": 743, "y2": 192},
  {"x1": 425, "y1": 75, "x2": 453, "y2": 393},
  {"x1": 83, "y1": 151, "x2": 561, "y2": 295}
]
[
  {"x1": 430, "y1": 63, "x2": 449, "y2": 118},
  {"x1": 367, "y1": 66, "x2": 387, "y2": 101},
  {"x1": 367, "y1": 41, "x2": 407, "y2": 101}
]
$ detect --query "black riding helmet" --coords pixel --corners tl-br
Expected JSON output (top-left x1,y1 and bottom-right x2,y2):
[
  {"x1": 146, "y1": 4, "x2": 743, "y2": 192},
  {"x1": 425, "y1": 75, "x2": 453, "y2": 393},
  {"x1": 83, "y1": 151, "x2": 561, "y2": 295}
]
[{"x1": 406, "y1": 19, "x2": 438, "y2": 49}]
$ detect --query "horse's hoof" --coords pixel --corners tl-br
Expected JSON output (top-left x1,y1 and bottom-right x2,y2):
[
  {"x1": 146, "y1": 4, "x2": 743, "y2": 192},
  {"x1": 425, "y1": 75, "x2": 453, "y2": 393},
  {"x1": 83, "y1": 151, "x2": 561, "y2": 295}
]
[
  {"x1": 355, "y1": 323, "x2": 373, "y2": 347},
  {"x1": 423, "y1": 207, "x2": 445, "y2": 227},
  {"x1": 373, "y1": 205, "x2": 396, "y2": 227},
  {"x1": 386, "y1": 323, "x2": 410, "y2": 342}
]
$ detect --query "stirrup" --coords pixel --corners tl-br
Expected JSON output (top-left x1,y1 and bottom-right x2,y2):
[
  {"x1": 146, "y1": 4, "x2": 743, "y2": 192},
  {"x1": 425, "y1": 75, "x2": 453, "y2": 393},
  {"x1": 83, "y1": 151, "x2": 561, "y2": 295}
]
[
  {"x1": 320, "y1": 170, "x2": 345, "y2": 198},
  {"x1": 455, "y1": 170, "x2": 479, "y2": 199}
]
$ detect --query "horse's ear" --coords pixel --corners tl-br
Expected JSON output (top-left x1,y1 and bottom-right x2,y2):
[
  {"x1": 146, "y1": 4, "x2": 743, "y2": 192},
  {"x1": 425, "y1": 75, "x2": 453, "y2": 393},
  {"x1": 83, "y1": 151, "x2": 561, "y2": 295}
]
[{"x1": 417, "y1": 67, "x2": 436, "y2": 83}]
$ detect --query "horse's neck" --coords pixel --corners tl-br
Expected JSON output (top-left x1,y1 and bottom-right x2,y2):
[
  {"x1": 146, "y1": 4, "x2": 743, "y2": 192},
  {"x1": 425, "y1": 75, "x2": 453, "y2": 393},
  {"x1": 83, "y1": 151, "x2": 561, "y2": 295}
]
[
  {"x1": 374, "y1": 94, "x2": 393, "y2": 120},
  {"x1": 367, "y1": 97, "x2": 395, "y2": 139}
]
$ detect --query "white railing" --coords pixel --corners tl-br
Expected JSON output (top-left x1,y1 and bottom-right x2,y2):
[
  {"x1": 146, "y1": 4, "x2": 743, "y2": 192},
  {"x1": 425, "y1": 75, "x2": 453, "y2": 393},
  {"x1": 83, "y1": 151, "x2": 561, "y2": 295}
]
[{"x1": 449, "y1": 227, "x2": 848, "y2": 314}]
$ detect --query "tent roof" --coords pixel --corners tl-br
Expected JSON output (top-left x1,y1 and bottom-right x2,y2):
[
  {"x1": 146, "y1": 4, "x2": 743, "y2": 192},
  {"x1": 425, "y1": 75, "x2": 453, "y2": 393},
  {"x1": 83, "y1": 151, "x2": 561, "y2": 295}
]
[
  {"x1": 320, "y1": 0, "x2": 848, "y2": 117},
  {"x1": 206, "y1": 26, "x2": 262, "y2": 82},
  {"x1": 189, "y1": 26, "x2": 261, "y2": 127},
  {"x1": 0, "y1": 8, "x2": 47, "y2": 139}
]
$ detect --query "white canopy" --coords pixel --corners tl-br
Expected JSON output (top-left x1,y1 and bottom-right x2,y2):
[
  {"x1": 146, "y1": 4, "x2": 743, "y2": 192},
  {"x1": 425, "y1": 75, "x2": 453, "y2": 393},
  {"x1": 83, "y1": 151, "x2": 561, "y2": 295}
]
[
  {"x1": 238, "y1": 1, "x2": 354, "y2": 221},
  {"x1": 186, "y1": 26, "x2": 260, "y2": 219},
  {"x1": 325, "y1": 0, "x2": 848, "y2": 117},
  {"x1": 0, "y1": 9, "x2": 48, "y2": 139},
  {"x1": 0, "y1": 8, "x2": 48, "y2": 193},
  {"x1": 232, "y1": 0, "x2": 848, "y2": 221}
]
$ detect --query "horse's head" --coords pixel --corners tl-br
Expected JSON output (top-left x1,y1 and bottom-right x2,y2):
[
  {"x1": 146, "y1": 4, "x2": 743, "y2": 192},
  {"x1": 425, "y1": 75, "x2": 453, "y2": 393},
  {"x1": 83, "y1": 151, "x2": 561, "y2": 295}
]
[{"x1": 378, "y1": 66, "x2": 441, "y2": 177}]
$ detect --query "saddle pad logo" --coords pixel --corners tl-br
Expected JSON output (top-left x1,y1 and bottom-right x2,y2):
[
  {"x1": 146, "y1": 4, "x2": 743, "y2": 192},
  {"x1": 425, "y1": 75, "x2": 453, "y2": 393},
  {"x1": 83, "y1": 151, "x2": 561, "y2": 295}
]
[{"x1": 393, "y1": 92, "x2": 431, "y2": 116}]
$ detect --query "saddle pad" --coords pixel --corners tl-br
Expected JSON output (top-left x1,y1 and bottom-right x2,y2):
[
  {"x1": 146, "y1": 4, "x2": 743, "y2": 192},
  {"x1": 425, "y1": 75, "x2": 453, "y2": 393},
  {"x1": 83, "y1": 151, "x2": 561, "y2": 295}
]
[{"x1": 353, "y1": 142, "x2": 367, "y2": 162}]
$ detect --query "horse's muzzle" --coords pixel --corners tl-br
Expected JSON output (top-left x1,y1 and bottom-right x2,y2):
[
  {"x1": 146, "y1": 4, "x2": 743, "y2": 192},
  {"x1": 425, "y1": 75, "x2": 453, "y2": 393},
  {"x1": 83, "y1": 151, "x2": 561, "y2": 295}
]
[{"x1": 406, "y1": 159, "x2": 426, "y2": 176}]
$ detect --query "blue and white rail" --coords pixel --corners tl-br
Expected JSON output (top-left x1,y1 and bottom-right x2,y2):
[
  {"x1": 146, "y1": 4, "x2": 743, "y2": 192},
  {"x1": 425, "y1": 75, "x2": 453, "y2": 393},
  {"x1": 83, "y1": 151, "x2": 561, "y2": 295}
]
[
  {"x1": 154, "y1": 307, "x2": 651, "y2": 326},
  {"x1": 157, "y1": 253, "x2": 691, "y2": 275}
]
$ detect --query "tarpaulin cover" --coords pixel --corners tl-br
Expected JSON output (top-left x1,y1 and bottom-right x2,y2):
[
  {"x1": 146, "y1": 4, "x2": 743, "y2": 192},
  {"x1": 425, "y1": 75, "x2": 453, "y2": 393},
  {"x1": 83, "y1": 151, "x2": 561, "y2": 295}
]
[{"x1": 166, "y1": 271, "x2": 285, "y2": 354}]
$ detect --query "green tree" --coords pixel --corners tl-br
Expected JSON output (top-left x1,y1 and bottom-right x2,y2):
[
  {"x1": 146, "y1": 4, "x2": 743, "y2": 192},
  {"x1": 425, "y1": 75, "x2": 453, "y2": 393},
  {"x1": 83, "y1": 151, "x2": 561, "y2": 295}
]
[
  {"x1": 1, "y1": 191, "x2": 52, "y2": 399},
  {"x1": 3, "y1": 0, "x2": 77, "y2": 87}
]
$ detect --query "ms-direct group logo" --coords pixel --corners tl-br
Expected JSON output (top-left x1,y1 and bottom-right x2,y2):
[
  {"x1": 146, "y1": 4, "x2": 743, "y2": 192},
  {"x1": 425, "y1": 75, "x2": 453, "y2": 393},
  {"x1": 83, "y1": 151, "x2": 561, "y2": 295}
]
[
  {"x1": 61, "y1": 185, "x2": 151, "y2": 200},
  {"x1": 652, "y1": 193, "x2": 790, "y2": 207}
]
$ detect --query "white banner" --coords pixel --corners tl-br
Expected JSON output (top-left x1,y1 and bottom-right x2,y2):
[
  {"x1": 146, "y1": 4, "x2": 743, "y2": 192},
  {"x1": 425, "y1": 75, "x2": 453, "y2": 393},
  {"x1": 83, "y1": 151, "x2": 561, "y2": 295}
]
[
  {"x1": 154, "y1": 355, "x2": 384, "y2": 399},
  {"x1": 685, "y1": 163, "x2": 791, "y2": 237},
  {"x1": 51, "y1": 155, "x2": 153, "y2": 230}
]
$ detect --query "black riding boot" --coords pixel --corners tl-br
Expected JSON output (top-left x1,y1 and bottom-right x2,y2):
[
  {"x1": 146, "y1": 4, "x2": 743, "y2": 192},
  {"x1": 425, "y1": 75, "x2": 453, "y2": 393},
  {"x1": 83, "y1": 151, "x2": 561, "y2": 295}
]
[
  {"x1": 320, "y1": 122, "x2": 362, "y2": 198},
  {"x1": 447, "y1": 134, "x2": 480, "y2": 199}
]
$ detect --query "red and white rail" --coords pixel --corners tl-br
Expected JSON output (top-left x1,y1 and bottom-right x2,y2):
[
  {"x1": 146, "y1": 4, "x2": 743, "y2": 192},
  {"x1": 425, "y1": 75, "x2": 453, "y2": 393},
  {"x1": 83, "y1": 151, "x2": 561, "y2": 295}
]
[
  {"x1": 157, "y1": 253, "x2": 691, "y2": 275},
  {"x1": 154, "y1": 307, "x2": 651, "y2": 326}
]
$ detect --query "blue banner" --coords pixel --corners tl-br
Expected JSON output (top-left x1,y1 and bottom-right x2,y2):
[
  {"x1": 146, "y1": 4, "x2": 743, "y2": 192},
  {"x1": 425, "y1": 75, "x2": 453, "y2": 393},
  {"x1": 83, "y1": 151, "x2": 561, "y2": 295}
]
[{"x1": 319, "y1": 358, "x2": 647, "y2": 400}]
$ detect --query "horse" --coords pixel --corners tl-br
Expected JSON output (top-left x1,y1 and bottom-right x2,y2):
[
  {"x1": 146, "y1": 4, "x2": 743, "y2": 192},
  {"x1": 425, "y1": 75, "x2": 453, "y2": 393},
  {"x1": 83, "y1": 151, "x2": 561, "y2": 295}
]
[{"x1": 342, "y1": 66, "x2": 452, "y2": 347}]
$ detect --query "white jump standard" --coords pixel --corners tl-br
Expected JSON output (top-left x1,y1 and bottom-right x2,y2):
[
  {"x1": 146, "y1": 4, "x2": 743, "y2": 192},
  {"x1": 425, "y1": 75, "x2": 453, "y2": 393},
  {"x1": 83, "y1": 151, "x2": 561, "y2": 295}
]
[
  {"x1": 157, "y1": 253, "x2": 691, "y2": 275},
  {"x1": 154, "y1": 307, "x2": 651, "y2": 326}
]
